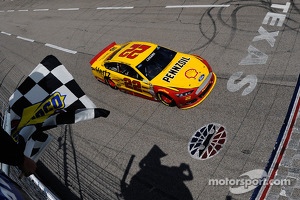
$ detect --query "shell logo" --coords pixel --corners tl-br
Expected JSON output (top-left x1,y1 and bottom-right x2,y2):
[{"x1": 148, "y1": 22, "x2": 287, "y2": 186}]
[{"x1": 185, "y1": 69, "x2": 198, "y2": 79}]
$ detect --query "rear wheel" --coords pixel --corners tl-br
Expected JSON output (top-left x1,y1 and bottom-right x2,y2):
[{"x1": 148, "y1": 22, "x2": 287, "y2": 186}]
[
  {"x1": 105, "y1": 78, "x2": 118, "y2": 90},
  {"x1": 157, "y1": 92, "x2": 176, "y2": 107}
]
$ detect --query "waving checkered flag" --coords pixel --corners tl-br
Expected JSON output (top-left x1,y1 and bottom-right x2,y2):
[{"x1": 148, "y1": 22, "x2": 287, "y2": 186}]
[{"x1": 8, "y1": 55, "x2": 110, "y2": 161}]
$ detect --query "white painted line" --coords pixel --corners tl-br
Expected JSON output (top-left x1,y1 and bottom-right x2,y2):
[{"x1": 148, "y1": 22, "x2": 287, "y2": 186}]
[
  {"x1": 0, "y1": 11, "x2": 5, "y2": 13},
  {"x1": 45, "y1": 43, "x2": 77, "y2": 54},
  {"x1": 7, "y1": 10, "x2": 15, "y2": 12},
  {"x1": 96, "y1": 6, "x2": 134, "y2": 10},
  {"x1": 16, "y1": 36, "x2": 34, "y2": 42},
  {"x1": 166, "y1": 4, "x2": 230, "y2": 8},
  {"x1": 57, "y1": 8, "x2": 80, "y2": 11},
  {"x1": 33, "y1": 9, "x2": 49, "y2": 12},
  {"x1": 18, "y1": 10, "x2": 29, "y2": 12},
  {"x1": 1, "y1": 32, "x2": 11, "y2": 36}
]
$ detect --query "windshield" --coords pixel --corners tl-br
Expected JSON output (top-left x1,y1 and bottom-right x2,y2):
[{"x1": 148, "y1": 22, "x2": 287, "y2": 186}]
[{"x1": 136, "y1": 46, "x2": 176, "y2": 80}]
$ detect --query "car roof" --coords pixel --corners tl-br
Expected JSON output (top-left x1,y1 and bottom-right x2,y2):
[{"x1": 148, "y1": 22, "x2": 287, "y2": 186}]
[{"x1": 108, "y1": 41, "x2": 158, "y2": 68}]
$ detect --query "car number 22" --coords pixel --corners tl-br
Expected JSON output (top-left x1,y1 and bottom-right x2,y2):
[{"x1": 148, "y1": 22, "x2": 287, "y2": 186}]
[
  {"x1": 124, "y1": 78, "x2": 142, "y2": 92},
  {"x1": 119, "y1": 44, "x2": 150, "y2": 59}
]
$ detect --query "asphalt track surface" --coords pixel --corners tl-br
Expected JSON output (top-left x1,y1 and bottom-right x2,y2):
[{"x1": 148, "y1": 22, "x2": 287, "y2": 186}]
[{"x1": 0, "y1": 0, "x2": 299, "y2": 199}]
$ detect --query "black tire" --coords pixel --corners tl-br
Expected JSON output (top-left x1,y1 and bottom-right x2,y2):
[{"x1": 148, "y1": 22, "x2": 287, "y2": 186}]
[{"x1": 157, "y1": 92, "x2": 176, "y2": 107}]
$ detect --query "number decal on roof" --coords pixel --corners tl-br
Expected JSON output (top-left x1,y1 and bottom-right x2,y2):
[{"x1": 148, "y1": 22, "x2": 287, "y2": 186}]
[
  {"x1": 119, "y1": 44, "x2": 150, "y2": 59},
  {"x1": 124, "y1": 78, "x2": 142, "y2": 92}
]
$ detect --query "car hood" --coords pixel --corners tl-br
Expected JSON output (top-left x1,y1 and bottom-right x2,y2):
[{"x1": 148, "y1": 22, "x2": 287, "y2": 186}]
[{"x1": 151, "y1": 53, "x2": 211, "y2": 89}]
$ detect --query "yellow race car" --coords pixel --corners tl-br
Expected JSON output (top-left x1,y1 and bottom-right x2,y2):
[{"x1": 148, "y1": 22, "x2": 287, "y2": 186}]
[{"x1": 90, "y1": 41, "x2": 216, "y2": 109}]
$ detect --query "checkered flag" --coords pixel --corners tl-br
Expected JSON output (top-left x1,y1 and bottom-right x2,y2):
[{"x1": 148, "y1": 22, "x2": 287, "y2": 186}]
[{"x1": 8, "y1": 55, "x2": 110, "y2": 161}]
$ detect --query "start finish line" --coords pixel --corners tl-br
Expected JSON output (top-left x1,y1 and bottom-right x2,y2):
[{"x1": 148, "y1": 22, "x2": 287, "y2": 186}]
[{"x1": 251, "y1": 74, "x2": 300, "y2": 199}]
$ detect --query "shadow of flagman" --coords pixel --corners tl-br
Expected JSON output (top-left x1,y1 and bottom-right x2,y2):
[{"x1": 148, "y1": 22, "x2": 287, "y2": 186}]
[{"x1": 119, "y1": 145, "x2": 193, "y2": 200}]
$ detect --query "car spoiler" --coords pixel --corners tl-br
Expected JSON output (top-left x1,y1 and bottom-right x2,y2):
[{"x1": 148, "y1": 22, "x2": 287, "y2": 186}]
[{"x1": 89, "y1": 42, "x2": 117, "y2": 65}]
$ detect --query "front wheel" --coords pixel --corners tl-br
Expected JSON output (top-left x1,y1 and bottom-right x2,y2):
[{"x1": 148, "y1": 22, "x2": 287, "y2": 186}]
[{"x1": 157, "y1": 92, "x2": 176, "y2": 107}]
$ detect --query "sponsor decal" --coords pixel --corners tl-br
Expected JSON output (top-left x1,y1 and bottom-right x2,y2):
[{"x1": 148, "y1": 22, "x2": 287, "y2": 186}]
[
  {"x1": 163, "y1": 57, "x2": 190, "y2": 83},
  {"x1": 188, "y1": 123, "x2": 227, "y2": 160},
  {"x1": 185, "y1": 69, "x2": 198, "y2": 79},
  {"x1": 31, "y1": 92, "x2": 66, "y2": 120},
  {"x1": 199, "y1": 74, "x2": 205, "y2": 81},
  {"x1": 94, "y1": 67, "x2": 111, "y2": 78},
  {"x1": 94, "y1": 68, "x2": 113, "y2": 84},
  {"x1": 146, "y1": 52, "x2": 155, "y2": 61},
  {"x1": 15, "y1": 92, "x2": 66, "y2": 133}
]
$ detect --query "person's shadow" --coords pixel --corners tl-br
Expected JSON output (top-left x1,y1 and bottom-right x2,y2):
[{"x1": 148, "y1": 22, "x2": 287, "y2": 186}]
[{"x1": 119, "y1": 145, "x2": 193, "y2": 200}]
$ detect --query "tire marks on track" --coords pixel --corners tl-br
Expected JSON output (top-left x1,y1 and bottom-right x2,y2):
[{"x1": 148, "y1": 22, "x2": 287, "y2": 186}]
[{"x1": 0, "y1": 4, "x2": 231, "y2": 55}]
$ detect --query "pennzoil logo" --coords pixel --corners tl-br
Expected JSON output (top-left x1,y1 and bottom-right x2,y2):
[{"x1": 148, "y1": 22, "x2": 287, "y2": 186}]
[
  {"x1": 14, "y1": 92, "x2": 66, "y2": 134},
  {"x1": 163, "y1": 57, "x2": 190, "y2": 83}
]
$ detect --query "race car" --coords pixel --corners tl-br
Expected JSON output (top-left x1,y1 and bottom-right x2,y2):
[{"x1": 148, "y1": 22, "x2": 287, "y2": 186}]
[{"x1": 89, "y1": 41, "x2": 216, "y2": 109}]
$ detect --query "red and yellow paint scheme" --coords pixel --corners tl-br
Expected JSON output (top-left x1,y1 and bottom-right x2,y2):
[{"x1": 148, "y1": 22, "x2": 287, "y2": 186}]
[{"x1": 90, "y1": 41, "x2": 216, "y2": 109}]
